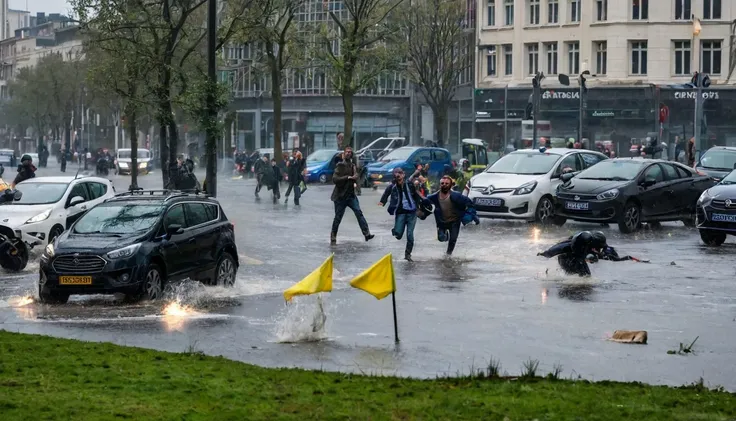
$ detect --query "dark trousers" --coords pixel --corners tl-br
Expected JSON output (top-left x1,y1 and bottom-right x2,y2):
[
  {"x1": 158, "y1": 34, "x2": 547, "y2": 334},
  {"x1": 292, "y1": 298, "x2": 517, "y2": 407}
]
[
  {"x1": 441, "y1": 221, "x2": 462, "y2": 255},
  {"x1": 286, "y1": 183, "x2": 301, "y2": 204},
  {"x1": 394, "y1": 212, "x2": 417, "y2": 255},
  {"x1": 332, "y1": 197, "x2": 370, "y2": 236},
  {"x1": 557, "y1": 255, "x2": 591, "y2": 277},
  {"x1": 255, "y1": 174, "x2": 263, "y2": 194}
]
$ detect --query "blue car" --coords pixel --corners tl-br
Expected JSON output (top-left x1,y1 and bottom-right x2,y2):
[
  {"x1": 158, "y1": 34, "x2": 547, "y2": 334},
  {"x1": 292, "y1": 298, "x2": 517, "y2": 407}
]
[
  {"x1": 304, "y1": 149, "x2": 341, "y2": 183},
  {"x1": 367, "y1": 146, "x2": 452, "y2": 184}
]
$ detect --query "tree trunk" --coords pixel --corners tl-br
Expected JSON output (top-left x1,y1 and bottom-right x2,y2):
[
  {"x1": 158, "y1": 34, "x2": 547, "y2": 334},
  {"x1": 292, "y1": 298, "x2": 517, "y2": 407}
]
[
  {"x1": 168, "y1": 118, "x2": 179, "y2": 168},
  {"x1": 433, "y1": 107, "x2": 446, "y2": 146},
  {"x1": 159, "y1": 121, "x2": 169, "y2": 186},
  {"x1": 342, "y1": 93, "x2": 354, "y2": 149},
  {"x1": 272, "y1": 61, "x2": 283, "y2": 162},
  {"x1": 128, "y1": 107, "x2": 139, "y2": 190}
]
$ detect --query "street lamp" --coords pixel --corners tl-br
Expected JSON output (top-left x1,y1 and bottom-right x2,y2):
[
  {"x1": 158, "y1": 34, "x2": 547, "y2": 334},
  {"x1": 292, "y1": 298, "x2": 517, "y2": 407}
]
[{"x1": 526, "y1": 72, "x2": 545, "y2": 149}]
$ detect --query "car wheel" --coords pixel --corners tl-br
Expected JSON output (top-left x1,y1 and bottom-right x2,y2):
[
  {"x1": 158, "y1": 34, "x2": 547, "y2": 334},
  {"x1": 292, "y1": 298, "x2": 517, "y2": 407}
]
[
  {"x1": 319, "y1": 174, "x2": 328, "y2": 184},
  {"x1": 140, "y1": 264, "x2": 164, "y2": 300},
  {"x1": 699, "y1": 230, "x2": 726, "y2": 246},
  {"x1": 214, "y1": 253, "x2": 237, "y2": 287},
  {"x1": 618, "y1": 201, "x2": 641, "y2": 233},
  {"x1": 48, "y1": 226, "x2": 64, "y2": 244},
  {"x1": 534, "y1": 196, "x2": 556, "y2": 225},
  {"x1": 38, "y1": 284, "x2": 69, "y2": 304}
]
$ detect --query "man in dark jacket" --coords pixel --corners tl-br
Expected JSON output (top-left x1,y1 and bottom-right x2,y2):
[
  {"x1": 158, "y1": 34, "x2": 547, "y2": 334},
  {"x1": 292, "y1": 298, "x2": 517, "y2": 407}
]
[
  {"x1": 285, "y1": 150, "x2": 305, "y2": 205},
  {"x1": 330, "y1": 150, "x2": 374, "y2": 245},
  {"x1": 379, "y1": 167, "x2": 430, "y2": 261},
  {"x1": 426, "y1": 175, "x2": 474, "y2": 256},
  {"x1": 253, "y1": 155, "x2": 269, "y2": 198},
  {"x1": 268, "y1": 158, "x2": 283, "y2": 203},
  {"x1": 11, "y1": 154, "x2": 36, "y2": 188}
]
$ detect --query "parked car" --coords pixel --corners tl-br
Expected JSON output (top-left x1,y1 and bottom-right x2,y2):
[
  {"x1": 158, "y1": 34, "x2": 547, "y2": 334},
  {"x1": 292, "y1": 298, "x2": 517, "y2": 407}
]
[
  {"x1": 38, "y1": 190, "x2": 239, "y2": 304},
  {"x1": 554, "y1": 158, "x2": 715, "y2": 233},
  {"x1": 464, "y1": 148, "x2": 608, "y2": 224},
  {"x1": 357, "y1": 136, "x2": 408, "y2": 160},
  {"x1": 366, "y1": 146, "x2": 452, "y2": 185},
  {"x1": 0, "y1": 148, "x2": 15, "y2": 169},
  {"x1": 116, "y1": 148, "x2": 153, "y2": 175},
  {"x1": 3, "y1": 176, "x2": 116, "y2": 247},
  {"x1": 304, "y1": 150, "x2": 340, "y2": 183},
  {"x1": 696, "y1": 169, "x2": 736, "y2": 246},
  {"x1": 695, "y1": 146, "x2": 736, "y2": 182}
]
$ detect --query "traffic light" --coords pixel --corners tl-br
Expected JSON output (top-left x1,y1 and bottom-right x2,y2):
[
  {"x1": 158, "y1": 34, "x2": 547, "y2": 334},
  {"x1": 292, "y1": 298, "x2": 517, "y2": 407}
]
[
  {"x1": 691, "y1": 72, "x2": 711, "y2": 88},
  {"x1": 525, "y1": 93, "x2": 534, "y2": 119}
]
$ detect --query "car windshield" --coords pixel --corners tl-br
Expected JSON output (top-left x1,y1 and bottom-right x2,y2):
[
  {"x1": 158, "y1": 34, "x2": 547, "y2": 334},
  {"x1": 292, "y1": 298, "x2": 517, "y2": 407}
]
[
  {"x1": 73, "y1": 204, "x2": 165, "y2": 234},
  {"x1": 577, "y1": 160, "x2": 646, "y2": 181},
  {"x1": 699, "y1": 149, "x2": 736, "y2": 171},
  {"x1": 307, "y1": 150, "x2": 336, "y2": 163},
  {"x1": 719, "y1": 170, "x2": 736, "y2": 185},
  {"x1": 14, "y1": 182, "x2": 68, "y2": 205},
  {"x1": 380, "y1": 148, "x2": 416, "y2": 162},
  {"x1": 485, "y1": 152, "x2": 561, "y2": 175},
  {"x1": 118, "y1": 150, "x2": 150, "y2": 159}
]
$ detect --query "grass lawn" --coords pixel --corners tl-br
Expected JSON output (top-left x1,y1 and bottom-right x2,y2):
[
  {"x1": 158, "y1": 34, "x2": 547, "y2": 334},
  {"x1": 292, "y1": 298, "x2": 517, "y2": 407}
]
[{"x1": 0, "y1": 331, "x2": 734, "y2": 421}]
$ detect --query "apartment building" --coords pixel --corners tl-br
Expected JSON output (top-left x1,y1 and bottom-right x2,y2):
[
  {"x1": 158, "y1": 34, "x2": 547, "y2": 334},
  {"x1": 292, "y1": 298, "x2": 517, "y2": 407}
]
[
  {"x1": 475, "y1": 0, "x2": 736, "y2": 150},
  {"x1": 223, "y1": 0, "x2": 476, "y2": 153}
]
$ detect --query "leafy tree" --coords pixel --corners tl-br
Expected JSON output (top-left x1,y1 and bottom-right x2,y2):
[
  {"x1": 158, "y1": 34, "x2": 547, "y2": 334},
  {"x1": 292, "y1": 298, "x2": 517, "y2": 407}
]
[
  {"x1": 320, "y1": 0, "x2": 404, "y2": 148},
  {"x1": 401, "y1": 0, "x2": 468, "y2": 146}
]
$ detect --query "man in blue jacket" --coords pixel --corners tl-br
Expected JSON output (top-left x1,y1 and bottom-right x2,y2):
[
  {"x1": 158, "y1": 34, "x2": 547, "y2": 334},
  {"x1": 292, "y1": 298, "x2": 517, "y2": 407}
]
[
  {"x1": 427, "y1": 175, "x2": 475, "y2": 256},
  {"x1": 378, "y1": 167, "x2": 431, "y2": 261}
]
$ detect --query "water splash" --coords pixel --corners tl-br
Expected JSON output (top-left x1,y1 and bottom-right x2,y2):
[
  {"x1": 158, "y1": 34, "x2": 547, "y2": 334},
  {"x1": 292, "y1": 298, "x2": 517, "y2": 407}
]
[
  {"x1": 8, "y1": 295, "x2": 34, "y2": 307},
  {"x1": 274, "y1": 294, "x2": 329, "y2": 343}
]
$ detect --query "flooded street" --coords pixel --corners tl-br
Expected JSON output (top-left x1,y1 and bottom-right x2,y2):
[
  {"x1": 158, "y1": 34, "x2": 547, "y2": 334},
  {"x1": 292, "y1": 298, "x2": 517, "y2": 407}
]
[{"x1": 2, "y1": 163, "x2": 735, "y2": 390}]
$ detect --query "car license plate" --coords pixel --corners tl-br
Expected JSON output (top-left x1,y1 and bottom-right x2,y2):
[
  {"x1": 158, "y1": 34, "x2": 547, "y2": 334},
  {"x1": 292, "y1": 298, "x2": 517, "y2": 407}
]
[
  {"x1": 711, "y1": 213, "x2": 736, "y2": 223},
  {"x1": 565, "y1": 201, "x2": 589, "y2": 210},
  {"x1": 474, "y1": 198, "x2": 502, "y2": 207},
  {"x1": 59, "y1": 276, "x2": 93, "y2": 285}
]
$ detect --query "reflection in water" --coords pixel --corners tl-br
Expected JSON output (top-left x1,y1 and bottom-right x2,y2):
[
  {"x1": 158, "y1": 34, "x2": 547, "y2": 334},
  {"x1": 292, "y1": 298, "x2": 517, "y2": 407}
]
[
  {"x1": 353, "y1": 345, "x2": 401, "y2": 374},
  {"x1": 161, "y1": 301, "x2": 200, "y2": 332},
  {"x1": 541, "y1": 288, "x2": 548, "y2": 304},
  {"x1": 531, "y1": 227, "x2": 541, "y2": 243},
  {"x1": 557, "y1": 283, "x2": 596, "y2": 302}
]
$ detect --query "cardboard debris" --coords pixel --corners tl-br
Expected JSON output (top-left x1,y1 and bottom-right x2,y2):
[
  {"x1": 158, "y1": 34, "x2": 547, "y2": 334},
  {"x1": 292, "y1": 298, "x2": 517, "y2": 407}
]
[{"x1": 610, "y1": 330, "x2": 648, "y2": 344}]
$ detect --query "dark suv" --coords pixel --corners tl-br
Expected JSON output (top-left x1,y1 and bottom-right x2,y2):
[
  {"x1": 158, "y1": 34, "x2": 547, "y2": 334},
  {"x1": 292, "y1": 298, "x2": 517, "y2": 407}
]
[{"x1": 38, "y1": 190, "x2": 239, "y2": 304}]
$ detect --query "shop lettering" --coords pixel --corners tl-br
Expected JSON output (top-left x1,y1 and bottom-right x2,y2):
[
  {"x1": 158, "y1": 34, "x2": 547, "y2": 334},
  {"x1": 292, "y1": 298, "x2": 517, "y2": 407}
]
[
  {"x1": 592, "y1": 111, "x2": 615, "y2": 117},
  {"x1": 674, "y1": 91, "x2": 720, "y2": 100},
  {"x1": 542, "y1": 90, "x2": 579, "y2": 100}
]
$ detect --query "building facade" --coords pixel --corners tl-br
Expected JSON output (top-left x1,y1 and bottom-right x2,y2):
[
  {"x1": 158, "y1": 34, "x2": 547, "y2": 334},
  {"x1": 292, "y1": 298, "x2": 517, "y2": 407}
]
[
  {"x1": 475, "y1": 0, "x2": 736, "y2": 153},
  {"x1": 223, "y1": 0, "x2": 476, "y2": 155}
]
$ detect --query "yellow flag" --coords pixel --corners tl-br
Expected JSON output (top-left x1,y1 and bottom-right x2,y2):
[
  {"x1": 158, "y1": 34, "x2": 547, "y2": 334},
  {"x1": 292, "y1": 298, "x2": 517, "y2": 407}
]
[
  {"x1": 283, "y1": 254, "x2": 333, "y2": 302},
  {"x1": 349, "y1": 254, "x2": 395, "y2": 300}
]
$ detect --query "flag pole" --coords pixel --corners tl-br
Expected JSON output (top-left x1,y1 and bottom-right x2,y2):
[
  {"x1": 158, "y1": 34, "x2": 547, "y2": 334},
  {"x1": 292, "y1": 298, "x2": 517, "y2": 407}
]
[{"x1": 391, "y1": 292, "x2": 399, "y2": 343}]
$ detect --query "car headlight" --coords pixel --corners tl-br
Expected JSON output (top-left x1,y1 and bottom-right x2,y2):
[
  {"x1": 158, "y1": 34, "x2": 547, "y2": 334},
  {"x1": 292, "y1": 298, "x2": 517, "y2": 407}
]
[
  {"x1": 139, "y1": 162, "x2": 147, "y2": 168},
  {"x1": 119, "y1": 162, "x2": 129, "y2": 168},
  {"x1": 106, "y1": 243, "x2": 142, "y2": 260},
  {"x1": 44, "y1": 243, "x2": 55, "y2": 258},
  {"x1": 596, "y1": 188, "x2": 620, "y2": 200},
  {"x1": 513, "y1": 180, "x2": 537, "y2": 195},
  {"x1": 697, "y1": 190, "x2": 712, "y2": 205},
  {"x1": 26, "y1": 208, "x2": 52, "y2": 224}
]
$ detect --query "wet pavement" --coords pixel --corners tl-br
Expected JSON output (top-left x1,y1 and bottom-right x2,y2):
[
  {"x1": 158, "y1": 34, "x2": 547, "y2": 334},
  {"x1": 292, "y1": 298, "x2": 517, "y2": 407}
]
[{"x1": 1, "y1": 162, "x2": 735, "y2": 390}]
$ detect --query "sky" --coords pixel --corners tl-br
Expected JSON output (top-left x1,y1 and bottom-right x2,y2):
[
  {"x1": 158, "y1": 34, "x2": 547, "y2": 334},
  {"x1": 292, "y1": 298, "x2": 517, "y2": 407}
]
[{"x1": 9, "y1": 0, "x2": 70, "y2": 14}]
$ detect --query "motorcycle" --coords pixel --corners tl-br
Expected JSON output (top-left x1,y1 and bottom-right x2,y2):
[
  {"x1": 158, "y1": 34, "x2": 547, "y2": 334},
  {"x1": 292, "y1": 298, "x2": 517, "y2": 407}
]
[
  {"x1": 96, "y1": 157, "x2": 109, "y2": 176},
  {"x1": 0, "y1": 187, "x2": 29, "y2": 272}
]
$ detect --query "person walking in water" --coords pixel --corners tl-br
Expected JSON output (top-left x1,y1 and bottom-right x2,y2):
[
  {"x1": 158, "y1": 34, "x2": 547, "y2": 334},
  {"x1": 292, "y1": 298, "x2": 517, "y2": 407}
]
[
  {"x1": 426, "y1": 175, "x2": 474, "y2": 256},
  {"x1": 253, "y1": 155, "x2": 269, "y2": 198},
  {"x1": 379, "y1": 167, "x2": 430, "y2": 261},
  {"x1": 330, "y1": 148, "x2": 374, "y2": 245},
  {"x1": 285, "y1": 150, "x2": 305, "y2": 205}
]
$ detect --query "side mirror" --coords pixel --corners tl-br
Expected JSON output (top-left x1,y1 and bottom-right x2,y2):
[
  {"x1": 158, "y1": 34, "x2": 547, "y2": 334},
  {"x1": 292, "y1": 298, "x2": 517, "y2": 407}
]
[
  {"x1": 166, "y1": 224, "x2": 184, "y2": 237},
  {"x1": 68, "y1": 196, "x2": 85, "y2": 207},
  {"x1": 641, "y1": 179, "x2": 656, "y2": 188},
  {"x1": 560, "y1": 172, "x2": 575, "y2": 183}
]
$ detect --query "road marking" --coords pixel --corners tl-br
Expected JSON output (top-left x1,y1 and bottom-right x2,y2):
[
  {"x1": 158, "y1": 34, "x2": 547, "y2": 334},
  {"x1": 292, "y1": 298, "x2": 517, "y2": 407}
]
[{"x1": 239, "y1": 254, "x2": 264, "y2": 265}]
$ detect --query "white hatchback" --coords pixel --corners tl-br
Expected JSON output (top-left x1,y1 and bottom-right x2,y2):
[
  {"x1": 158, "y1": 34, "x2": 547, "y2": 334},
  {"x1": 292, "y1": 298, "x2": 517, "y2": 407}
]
[
  {"x1": 463, "y1": 148, "x2": 609, "y2": 224},
  {"x1": 1, "y1": 176, "x2": 116, "y2": 248}
]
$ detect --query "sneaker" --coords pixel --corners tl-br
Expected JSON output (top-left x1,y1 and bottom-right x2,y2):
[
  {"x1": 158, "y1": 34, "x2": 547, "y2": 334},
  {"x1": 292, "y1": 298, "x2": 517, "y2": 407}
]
[
  {"x1": 404, "y1": 254, "x2": 413, "y2": 262},
  {"x1": 364, "y1": 234, "x2": 375, "y2": 242},
  {"x1": 284, "y1": 197, "x2": 289, "y2": 204},
  {"x1": 330, "y1": 233, "x2": 337, "y2": 245}
]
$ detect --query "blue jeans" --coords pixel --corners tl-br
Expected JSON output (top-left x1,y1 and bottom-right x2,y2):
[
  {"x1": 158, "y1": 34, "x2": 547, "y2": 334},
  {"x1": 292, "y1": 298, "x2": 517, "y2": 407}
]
[
  {"x1": 393, "y1": 212, "x2": 417, "y2": 255},
  {"x1": 332, "y1": 197, "x2": 370, "y2": 236}
]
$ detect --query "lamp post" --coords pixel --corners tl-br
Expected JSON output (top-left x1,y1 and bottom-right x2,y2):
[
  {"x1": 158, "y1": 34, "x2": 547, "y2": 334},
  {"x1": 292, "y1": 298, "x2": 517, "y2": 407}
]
[
  {"x1": 691, "y1": 15, "x2": 710, "y2": 164},
  {"x1": 529, "y1": 72, "x2": 545, "y2": 149}
]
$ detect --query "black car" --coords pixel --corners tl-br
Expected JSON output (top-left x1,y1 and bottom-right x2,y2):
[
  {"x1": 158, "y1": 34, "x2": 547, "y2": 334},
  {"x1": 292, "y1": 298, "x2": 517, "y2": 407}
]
[
  {"x1": 554, "y1": 158, "x2": 715, "y2": 233},
  {"x1": 38, "y1": 190, "x2": 239, "y2": 304},
  {"x1": 696, "y1": 169, "x2": 736, "y2": 246},
  {"x1": 696, "y1": 146, "x2": 736, "y2": 182}
]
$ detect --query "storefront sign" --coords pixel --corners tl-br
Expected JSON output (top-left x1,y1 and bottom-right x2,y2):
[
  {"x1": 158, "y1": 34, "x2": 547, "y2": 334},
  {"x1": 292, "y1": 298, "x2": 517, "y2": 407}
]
[
  {"x1": 542, "y1": 90, "x2": 580, "y2": 100},
  {"x1": 674, "y1": 91, "x2": 720, "y2": 100},
  {"x1": 591, "y1": 110, "x2": 615, "y2": 118}
]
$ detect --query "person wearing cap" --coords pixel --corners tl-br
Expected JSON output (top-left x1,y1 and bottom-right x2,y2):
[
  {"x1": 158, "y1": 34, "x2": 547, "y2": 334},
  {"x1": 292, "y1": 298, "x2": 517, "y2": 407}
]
[
  {"x1": 11, "y1": 154, "x2": 36, "y2": 188},
  {"x1": 378, "y1": 167, "x2": 431, "y2": 261}
]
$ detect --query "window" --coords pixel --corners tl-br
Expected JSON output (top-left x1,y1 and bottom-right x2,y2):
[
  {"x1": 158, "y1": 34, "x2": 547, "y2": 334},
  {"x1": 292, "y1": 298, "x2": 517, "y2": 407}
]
[
  {"x1": 662, "y1": 164, "x2": 679, "y2": 180},
  {"x1": 631, "y1": 41, "x2": 647, "y2": 75},
  {"x1": 413, "y1": 150, "x2": 433, "y2": 163},
  {"x1": 67, "y1": 183, "x2": 89, "y2": 204},
  {"x1": 185, "y1": 203, "x2": 213, "y2": 227},
  {"x1": 545, "y1": 43, "x2": 558, "y2": 74},
  {"x1": 548, "y1": 0, "x2": 559, "y2": 23},
  {"x1": 164, "y1": 204, "x2": 187, "y2": 229},
  {"x1": 632, "y1": 0, "x2": 648, "y2": 20},
  {"x1": 596, "y1": 0, "x2": 608, "y2": 21},
  {"x1": 595, "y1": 41, "x2": 607, "y2": 75},
  {"x1": 569, "y1": 0, "x2": 580, "y2": 22},
  {"x1": 642, "y1": 165, "x2": 664, "y2": 184},
  {"x1": 703, "y1": 0, "x2": 722, "y2": 20},
  {"x1": 527, "y1": 43, "x2": 539, "y2": 75},
  {"x1": 433, "y1": 150, "x2": 450, "y2": 161},
  {"x1": 86, "y1": 182, "x2": 108, "y2": 199},
  {"x1": 504, "y1": 44, "x2": 513, "y2": 75},
  {"x1": 554, "y1": 154, "x2": 582, "y2": 176},
  {"x1": 567, "y1": 42, "x2": 579, "y2": 74},
  {"x1": 581, "y1": 153, "x2": 607, "y2": 168},
  {"x1": 504, "y1": 0, "x2": 514, "y2": 25},
  {"x1": 204, "y1": 204, "x2": 219, "y2": 221},
  {"x1": 674, "y1": 0, "x2": 691, "y2": 20},
  {"x1": 528, "y1": 0, "x2": 540, "y2": 25},
  {"x1": 673, "y1": 41, "x2": 691, "y2": 75},
  {"x1": 487, "y1": 46, "x2": 497, "y2": 76},
  {"x1": 487, "y1": 0, "x2": 496, "y2": 25},
  {"x1": 675, "y1": 165, "x2": 692, "y2": 178},
  {"x1": 702, "y1": 41, "x2": 722, "y2": 74}
]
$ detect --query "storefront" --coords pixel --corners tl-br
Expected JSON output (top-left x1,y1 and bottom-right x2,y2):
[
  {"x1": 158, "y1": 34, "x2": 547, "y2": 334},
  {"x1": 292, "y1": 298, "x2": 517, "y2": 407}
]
[{"x1": 475, "y1": 86, "x2": 657, "y2": 155}]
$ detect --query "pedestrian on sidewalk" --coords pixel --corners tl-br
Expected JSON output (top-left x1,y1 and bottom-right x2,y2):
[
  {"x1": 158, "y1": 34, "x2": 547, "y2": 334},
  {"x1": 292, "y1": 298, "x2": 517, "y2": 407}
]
[
  {"x1": 378, "y1": 167, "x2": 431, "y2": 261},
  {"x1": 330, "y1": 147, "x2": 374, "y2": 245},
  {"x1": 426, "y1": 175, "x2": 476, "y2": 256}
]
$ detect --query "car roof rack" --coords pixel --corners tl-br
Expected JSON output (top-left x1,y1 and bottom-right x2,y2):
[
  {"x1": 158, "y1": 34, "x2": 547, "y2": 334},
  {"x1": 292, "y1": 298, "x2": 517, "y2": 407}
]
[{"x1": 113, "y1": 188, "x2": 213, "y2": 201}]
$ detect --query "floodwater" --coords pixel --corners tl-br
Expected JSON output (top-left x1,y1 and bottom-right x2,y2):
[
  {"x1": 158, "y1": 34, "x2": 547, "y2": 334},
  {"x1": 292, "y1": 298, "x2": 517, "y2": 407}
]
[{"x1": 1, "y1": 163, "x2": 735, "y2": 390}]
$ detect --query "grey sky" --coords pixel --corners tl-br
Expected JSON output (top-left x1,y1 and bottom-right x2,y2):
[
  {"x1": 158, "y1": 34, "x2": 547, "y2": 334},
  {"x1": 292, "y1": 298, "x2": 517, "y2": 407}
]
[{"x1": 9, "y1": 0, "x2": 70, "y2": 14}]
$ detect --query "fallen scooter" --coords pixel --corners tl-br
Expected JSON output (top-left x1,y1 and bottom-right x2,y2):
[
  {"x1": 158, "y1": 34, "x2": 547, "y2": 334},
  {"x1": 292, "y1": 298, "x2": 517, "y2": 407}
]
[{"x1": 0, "y1": 188, "x2": 30, "y2": 272}]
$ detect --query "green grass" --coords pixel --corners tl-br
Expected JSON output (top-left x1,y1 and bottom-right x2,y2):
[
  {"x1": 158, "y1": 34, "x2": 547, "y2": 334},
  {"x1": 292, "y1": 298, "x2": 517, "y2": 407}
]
[{"x1": 0, "y1": 331, "x2": 734, "y2": 421}]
